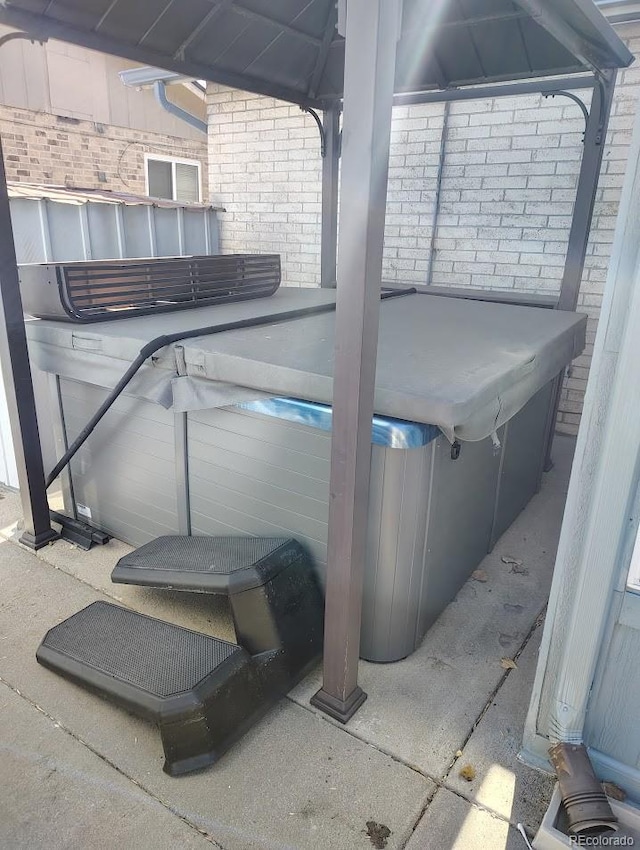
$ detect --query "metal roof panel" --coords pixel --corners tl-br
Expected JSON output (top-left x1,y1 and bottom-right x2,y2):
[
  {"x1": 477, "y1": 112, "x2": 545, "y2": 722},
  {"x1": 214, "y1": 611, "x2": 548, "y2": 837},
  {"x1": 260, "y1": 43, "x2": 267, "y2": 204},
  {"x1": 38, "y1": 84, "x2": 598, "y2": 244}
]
[{"x1": 0, "y1": 0, "x2": 632, "y2": 107}]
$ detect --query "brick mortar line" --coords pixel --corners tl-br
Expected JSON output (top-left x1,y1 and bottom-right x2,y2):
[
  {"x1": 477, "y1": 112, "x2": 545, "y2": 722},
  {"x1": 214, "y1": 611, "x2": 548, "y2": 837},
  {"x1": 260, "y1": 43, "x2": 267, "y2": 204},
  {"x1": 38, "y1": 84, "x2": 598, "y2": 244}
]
[
  {"x1": 0, "y1": 674, "x2": 226, "y2": 849},
  {"x1": 0, "y1": 109, "x2": 207, "y2": 148}
]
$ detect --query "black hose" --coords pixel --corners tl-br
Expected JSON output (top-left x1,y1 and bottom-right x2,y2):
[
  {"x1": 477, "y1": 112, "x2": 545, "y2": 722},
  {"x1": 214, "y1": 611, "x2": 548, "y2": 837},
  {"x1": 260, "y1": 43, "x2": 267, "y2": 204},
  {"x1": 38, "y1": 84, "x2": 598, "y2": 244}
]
[{"x1": 46, "y1": 286, "x2": 416, "y2": 488}]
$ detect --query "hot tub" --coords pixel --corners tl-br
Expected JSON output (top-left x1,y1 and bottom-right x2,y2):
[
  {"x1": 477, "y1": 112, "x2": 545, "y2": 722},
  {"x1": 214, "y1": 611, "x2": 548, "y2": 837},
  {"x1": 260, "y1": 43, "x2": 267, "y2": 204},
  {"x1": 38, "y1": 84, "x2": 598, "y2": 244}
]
[{"x1": 27, "y1": 287, "x2": 586, "y2": 661}]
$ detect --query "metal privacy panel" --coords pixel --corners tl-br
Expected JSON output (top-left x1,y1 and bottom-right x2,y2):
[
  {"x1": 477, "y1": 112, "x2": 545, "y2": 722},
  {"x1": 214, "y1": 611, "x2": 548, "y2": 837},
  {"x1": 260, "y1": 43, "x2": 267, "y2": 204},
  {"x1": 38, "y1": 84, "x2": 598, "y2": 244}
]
[
  {"x1": 118, "y1": 535, "x2": 292, "y2": 574},
  {"x1": 41, "y1": 601, "x2": 240, "y2": 697},
  {"x1": 20, "y1": 254, "x2": 281, "y2": 322}
]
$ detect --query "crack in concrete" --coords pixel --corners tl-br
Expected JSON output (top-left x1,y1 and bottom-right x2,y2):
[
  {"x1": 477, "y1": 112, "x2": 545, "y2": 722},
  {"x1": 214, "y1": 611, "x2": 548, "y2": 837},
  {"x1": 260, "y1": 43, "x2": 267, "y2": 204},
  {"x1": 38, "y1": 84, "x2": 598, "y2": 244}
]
[
  {"x1": 0, "y1": 675, "x2": 227, "y2": 850},
  {"x1": 286, "y1": 611, "x2": 546, "y2": 849}
]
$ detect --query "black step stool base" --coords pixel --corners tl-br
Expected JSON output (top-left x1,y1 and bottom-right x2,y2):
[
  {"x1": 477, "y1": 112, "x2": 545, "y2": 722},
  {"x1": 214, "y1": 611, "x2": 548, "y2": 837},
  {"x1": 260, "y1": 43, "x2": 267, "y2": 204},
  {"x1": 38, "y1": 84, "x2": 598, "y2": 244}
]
[
  {"x1": 38, "y1": 536, "x2": 323, "y2": 775},
  {"x1": 112, "y1": 536, "x2": 325, "y2": 677},
  {"x1": 36, "y1": 601, "x2": 286, "y2": 776}
]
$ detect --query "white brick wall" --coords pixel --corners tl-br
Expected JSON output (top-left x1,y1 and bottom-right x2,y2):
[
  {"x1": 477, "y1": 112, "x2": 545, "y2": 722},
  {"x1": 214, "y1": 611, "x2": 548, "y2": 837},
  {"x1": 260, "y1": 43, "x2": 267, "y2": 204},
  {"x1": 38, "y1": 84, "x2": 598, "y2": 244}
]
[
  {"x1": 207, "y1": 21, "x2": 640, "y2": 434},
  {"x1": 207, "y1": 87, "x2": 322, "y2": 287}
]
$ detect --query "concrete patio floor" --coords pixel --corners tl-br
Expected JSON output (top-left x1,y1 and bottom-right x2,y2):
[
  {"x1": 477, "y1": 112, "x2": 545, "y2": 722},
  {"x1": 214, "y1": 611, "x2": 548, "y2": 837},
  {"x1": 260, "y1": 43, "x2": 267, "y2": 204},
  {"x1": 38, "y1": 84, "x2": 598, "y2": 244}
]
[{"x1": 0, "y1": 435, "x2": 575, "y2": 850}]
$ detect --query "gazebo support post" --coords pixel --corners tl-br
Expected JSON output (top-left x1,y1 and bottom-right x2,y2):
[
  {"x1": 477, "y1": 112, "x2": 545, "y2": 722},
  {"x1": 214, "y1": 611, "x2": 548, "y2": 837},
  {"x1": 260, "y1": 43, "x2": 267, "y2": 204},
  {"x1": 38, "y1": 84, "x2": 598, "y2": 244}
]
[
  {"x1": 310, "y1": 0, "x2": 401, "y2": 723},
  {"x1": 559, "y1": 69, "x2": 616, "y2": 312},
  {"x1": 544, "y1": 69, "x2": 616, "y2": 468},
  {"x1": 0, "y1": 136, "x2": 57, "y2": 549},
  {"x1": 320, "y1": 104, "x2": 340, "y2": 289}
]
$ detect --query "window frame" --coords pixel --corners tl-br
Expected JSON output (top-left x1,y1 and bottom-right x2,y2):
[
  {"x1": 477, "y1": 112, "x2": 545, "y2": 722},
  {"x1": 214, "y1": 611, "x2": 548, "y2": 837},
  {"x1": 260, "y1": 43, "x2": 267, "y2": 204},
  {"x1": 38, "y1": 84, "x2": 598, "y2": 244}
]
[{"x1": 144, "y1": 153, "x2": 202, "y2": 203}]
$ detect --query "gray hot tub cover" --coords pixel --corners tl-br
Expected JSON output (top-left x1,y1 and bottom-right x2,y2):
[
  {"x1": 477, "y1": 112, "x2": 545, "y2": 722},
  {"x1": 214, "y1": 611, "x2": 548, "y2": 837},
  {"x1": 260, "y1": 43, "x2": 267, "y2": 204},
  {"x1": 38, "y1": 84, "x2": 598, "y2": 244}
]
[
  {"x1": 26, "y1": 288, "x2": 586, "y2": 443},
  {"x1": 179, "y1": 291, "x2": 586, "y2": 442}
]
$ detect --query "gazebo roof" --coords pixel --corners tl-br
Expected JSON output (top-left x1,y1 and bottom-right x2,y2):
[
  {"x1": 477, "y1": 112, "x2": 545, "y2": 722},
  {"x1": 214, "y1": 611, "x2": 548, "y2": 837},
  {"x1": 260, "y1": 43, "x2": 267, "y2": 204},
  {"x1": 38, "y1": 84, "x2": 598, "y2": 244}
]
[{"x1": 0, "y1": 0, "x2": 633, "y2": 109}]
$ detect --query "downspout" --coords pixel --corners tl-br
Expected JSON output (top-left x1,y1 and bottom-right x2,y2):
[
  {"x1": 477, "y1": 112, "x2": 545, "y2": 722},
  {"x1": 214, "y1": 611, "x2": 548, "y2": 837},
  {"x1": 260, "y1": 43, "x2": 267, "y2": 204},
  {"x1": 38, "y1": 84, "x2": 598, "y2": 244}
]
[{"x1": 152, "y1": 81, "x2": 207, "y2": 135}]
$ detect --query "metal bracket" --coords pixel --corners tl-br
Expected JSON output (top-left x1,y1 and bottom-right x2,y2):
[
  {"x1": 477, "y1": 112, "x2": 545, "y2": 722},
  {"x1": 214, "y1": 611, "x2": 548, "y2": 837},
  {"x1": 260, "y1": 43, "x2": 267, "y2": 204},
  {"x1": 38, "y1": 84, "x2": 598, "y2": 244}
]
[
  {"x1": 0, "y1": 30, "x2": 48, "y2": 49},
  {"x1": 593, "y1": 76, "x2": 609, "y2": 146},
  {"x1": 300, "y1": 106, "x2": 327, "y2": 157},
  {"x1": 50, "y1": 510, "x2": 111, "y2": 551},
  {"x1": 542, "y1": 90, "x2": 589, "y2": 141}
]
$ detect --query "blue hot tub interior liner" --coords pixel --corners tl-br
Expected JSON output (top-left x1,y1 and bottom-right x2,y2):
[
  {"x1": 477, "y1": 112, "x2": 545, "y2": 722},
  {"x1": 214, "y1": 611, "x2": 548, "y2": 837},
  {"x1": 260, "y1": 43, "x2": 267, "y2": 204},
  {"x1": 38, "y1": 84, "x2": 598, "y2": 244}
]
[{"x1": 237, "y1": 397, "x2": 439, "y2": 449}]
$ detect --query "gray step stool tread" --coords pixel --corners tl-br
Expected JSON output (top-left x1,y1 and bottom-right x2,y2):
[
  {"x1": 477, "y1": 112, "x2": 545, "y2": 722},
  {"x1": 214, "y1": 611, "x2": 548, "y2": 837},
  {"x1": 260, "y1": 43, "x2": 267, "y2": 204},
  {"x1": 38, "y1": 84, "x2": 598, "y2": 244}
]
[
  {"x1": 111, "y1": 535, "x2": 295, "y2": 594},
  {"x1": 37, "y1": 601, "x2": 246, "y2": 710},
  {"x1": 36, "y1": 600, "x2": 275, "y2": 776}
]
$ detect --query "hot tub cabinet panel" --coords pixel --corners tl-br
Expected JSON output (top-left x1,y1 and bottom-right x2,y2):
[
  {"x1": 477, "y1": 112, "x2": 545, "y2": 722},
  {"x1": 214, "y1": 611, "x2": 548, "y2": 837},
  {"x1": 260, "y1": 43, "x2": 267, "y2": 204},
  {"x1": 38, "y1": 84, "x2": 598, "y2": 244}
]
[
  {"x1": 60, "y1": 377, "x2": 182, "y2": 544},
  {"x1": 56, "y1": 379, "x2": 552, "y2": 662}
]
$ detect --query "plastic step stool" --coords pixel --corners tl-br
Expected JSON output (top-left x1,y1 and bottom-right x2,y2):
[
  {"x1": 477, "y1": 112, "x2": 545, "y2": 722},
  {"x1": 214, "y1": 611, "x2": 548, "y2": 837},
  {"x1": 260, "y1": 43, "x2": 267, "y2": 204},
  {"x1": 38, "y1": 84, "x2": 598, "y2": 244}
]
[{"x1": 36, "y1": 537, "x2": 323, "y2": 774}]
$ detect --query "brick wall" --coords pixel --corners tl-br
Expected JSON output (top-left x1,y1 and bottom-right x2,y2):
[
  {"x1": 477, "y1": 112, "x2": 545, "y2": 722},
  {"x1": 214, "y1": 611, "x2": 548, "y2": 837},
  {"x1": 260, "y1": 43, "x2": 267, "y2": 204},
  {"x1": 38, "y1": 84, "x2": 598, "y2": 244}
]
[
  {"x1": 0, "y1": 104, "x2": 208, "y2": 198},
  {"x1": 207, "y1": 21, "x2": 640, "y2": 434},
  {"x1": 207, "y1": 87, "x2": 322, "y2": 286}
]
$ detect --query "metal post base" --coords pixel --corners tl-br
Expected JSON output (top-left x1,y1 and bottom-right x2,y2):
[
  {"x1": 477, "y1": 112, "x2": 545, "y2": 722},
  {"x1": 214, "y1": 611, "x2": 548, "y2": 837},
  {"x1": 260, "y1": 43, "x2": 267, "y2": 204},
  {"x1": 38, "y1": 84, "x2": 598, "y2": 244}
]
[
  {"x1": 19, "y1": 527, "x2": 59, "y2": 550},
  {"x1": 50, "y1": 511, "x2": 110, "y2": 551},
  {"x1": 310, "y1": 685, "x2": 367, "y2": 723}
]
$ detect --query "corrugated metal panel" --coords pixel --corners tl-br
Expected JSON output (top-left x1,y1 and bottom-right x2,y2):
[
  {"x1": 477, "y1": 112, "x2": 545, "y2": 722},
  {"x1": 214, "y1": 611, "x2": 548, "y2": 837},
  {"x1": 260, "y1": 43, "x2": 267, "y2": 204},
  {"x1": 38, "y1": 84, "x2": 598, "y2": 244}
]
[
  {"x1": 7, "y1": 184, "x2": 220, "y2": 265},
  {"x1": 7, "y1": 182, "x2": 222, "y2": 210}
]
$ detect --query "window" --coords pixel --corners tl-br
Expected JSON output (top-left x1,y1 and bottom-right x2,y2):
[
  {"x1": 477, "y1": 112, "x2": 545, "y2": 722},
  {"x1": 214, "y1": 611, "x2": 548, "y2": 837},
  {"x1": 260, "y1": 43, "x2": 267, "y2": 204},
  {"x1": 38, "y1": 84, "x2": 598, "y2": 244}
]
[{"x1": 145, "y1": 154, "x2": 201, "y2": 203}]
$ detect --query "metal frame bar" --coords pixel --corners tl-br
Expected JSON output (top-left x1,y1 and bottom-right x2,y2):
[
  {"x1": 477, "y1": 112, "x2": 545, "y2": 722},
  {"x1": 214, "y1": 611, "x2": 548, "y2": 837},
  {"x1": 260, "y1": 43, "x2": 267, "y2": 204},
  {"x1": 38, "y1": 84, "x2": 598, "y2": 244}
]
[
  {"x1": 173, "y1": 0, "x2": 235, "y2": 59},
  {"x1": 426, "y1": 101, "x2": 451, "y2": 286},
  {"x1": 51, "y1": 374, "x2": 76, "y2": 520},
  {"x1": 454, "y1": 0, "x2": 488, "y2": 81},
  {"x1": 559, "y1": 71, "x2": 617, "y2": 311},
  {"x1": 392, "y1": 74, "x2": 597, "y2": 106},
  {"x1": 137, "y1": 0, "x2": 175, "y2": 45},
  {"x1": 0, "y1": 135, "x2": 57, "y2": 549},
  {"x1": 229, "y1": 2, "x2": 323, "y2": 48},
  {"x1": 320, "y1": 69, "x2": 602, "y2": 104},
  {"x1": 174, "y1": 412, "x2": 191, "y2": 535},
  {"x1": 310, "y1": 0, "x2": 401, "y2": 723},
  {"x1": 242, "y1": 0, "x2": 318, "y2": 75},
  {"x1": 320, "y1": 105, "x2": 340, "y2": 289},
  {"x1": 540, "y1": 71, "x2": 616, "y2": 468},
  {"x1": 308, "y1": 3, "x2": 338, "y2": 100}
]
